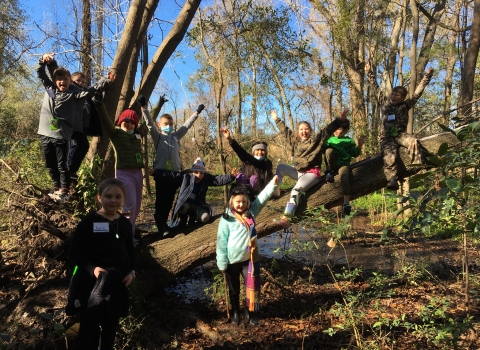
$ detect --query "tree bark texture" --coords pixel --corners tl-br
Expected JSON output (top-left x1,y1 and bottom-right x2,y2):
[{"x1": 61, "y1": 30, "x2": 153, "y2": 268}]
[
  {"x1": 142, "y1": 131, "x2": 460, "y2": 286},
  {"x1": 460, "y1": 0, "x2": 480, "y2": 117}
]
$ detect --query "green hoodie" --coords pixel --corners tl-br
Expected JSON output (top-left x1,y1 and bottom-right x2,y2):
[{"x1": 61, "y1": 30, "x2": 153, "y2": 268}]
[{"x1": 325, "y1": 136, "x2": 361, "y2": 167}]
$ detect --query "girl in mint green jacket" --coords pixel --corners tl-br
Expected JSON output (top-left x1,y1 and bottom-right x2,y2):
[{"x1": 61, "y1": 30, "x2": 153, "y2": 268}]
[{"x1": 216, "y1": 176, "x2": 278, "y2": 326}]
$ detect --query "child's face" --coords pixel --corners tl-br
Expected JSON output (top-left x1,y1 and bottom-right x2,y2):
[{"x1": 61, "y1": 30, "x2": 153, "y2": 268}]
[
  {"x1": 54, "y1": 75, "x2": 72, "y2": 92},
  {"x1": 158, "y1": 117, "x2": 174, "y2": 128},
  {"x1": 298, "y1": 123, "x2": 311, "y2": 141},
  {"x1": 253, "y1": 149, "x2": 266, "y2": 157},
  {"x1": 333, "y1": 127, "x2": 348, "y2": 137},
  {"x1": 232, "y1": 194, "x2": 248, "y2": 214},
  {"x1": 73, "y1": 77, "x2": 87, "y2": 88},
  {"x1": 97, "y1": 185, "x2": 124, "y2": 214},
  {"x1": 389, "y1": 91, "x2": 406, "y2": 105},
  {"x1": 121, "y1": 119, "x2": 135, "y2": 132},
  {"x1": 192, "y1": 170, "x2": 204, "y2": 183}
]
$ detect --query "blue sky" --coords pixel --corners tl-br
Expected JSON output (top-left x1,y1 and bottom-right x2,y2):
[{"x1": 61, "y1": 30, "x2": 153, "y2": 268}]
[{"x1": 22, "y1": 0, "x2": 198, "y2": 108}]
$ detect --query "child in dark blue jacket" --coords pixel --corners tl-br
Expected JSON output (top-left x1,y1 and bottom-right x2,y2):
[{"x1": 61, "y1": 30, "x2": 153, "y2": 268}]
[{"x1": 172, "y1": 158, "x2": 236, "y2": 228}]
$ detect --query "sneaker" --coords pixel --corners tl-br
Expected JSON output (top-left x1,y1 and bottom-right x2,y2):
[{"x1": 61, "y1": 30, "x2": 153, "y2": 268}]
[
  {"x1": 48, "y1": 189, "x2": 62, "y2": 201},
  {"x1": 50, "y1": 188, "x2": 70, "y2": 203},
  {"x1": 325, "y1": 170, "x2": 334, "y2": 183},
  {"x1": 342, "y1": 204, "x2": 351, "y2": 216},
  {"x1": 386, "y1": 177, "x2": 399, "y2": 191}
]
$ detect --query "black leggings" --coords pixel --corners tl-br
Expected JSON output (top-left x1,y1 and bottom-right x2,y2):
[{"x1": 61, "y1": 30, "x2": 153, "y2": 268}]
[
  {"x1": 72, "y1": 307, "x2": 120, "y2": 350},
  {"x1": 226, "y1": 259, "x2": 249, "y2": 306}
]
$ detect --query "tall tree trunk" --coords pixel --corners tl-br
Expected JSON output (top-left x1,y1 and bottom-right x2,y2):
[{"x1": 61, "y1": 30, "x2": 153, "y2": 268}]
[
  {"x1": 443, "y1": 2, "x2": 461, "y2": 125},
  {"x1": 81, "y1": 0, "x2": 93, "y2": 84},
  {"x1": 86, "y1": 0, "x2": 150, "y2": 167},
  {"x1": 460, "y1": 0, "x2": 480, "y2": 118}
]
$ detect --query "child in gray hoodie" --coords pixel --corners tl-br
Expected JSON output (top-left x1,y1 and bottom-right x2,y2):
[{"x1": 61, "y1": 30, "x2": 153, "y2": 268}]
[{"x1": 37, "y1": 53, "x2": 113, "y2": 202}]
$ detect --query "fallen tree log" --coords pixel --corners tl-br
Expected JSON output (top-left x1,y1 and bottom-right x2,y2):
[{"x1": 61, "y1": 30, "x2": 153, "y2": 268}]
[{"x1": 141, "y1": 131, "x2": 460, "y2": 285}]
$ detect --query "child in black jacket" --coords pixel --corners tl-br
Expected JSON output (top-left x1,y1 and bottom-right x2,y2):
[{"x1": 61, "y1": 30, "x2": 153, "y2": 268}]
[{"x1": 68, "y1": 178, "x2": 135, "y2": 350}]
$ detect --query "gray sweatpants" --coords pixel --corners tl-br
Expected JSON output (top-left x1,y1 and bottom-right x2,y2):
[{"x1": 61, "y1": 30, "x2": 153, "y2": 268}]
[{"x1": 275, "y1": 163, "x2": 320, "y2": 204}]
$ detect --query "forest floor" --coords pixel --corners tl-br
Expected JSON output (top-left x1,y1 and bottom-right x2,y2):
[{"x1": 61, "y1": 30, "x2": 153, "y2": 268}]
[{"x1": 1, "y1": 205, "x2": 479, "y2": 349}]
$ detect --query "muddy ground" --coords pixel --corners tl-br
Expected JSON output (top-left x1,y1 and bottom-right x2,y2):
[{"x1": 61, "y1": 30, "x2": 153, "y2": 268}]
[{"x1": 1, "y1": 205, "x2": 479, "y2": 349}]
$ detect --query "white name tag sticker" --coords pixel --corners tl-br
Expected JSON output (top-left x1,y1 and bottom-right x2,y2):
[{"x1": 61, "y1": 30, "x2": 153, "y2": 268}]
[
  {"x1": 135, "y1": 134, "x2": 141, "y2": 139},
  {"x1": 387, "y1": 114, "x2": 396, "y2": 121},
  {"x1": 93, "y1": 222, "x2": 109, "y2": 232}
]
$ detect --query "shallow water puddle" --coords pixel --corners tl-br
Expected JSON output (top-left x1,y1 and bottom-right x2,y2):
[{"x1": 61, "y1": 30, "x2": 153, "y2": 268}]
[{"x1": 165, "y1": 225, "x2": 466, "y2": 304}]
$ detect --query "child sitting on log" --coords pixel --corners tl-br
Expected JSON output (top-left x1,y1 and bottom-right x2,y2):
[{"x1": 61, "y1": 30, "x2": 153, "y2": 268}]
[
  {"x1": 172, "y1": 157, "x2": 236, "y2": 228},
  {"x1": 324, "y1": 116, "x2": 365, "y2": 215},
  {"x1": 365, "y1": 63, "x2": 434, "y2": 191},
  {"x1": 271, "y1": 109, "x2": 348, "y2": 227}
]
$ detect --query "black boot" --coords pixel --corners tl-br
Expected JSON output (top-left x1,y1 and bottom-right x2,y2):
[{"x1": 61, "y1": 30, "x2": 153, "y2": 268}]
[
  {"x1": 229, "y1": 294, "x2": 240, "y2": 325},
  {"x1": 244, "y1": 306, "x2": 250, "y2": 322}
]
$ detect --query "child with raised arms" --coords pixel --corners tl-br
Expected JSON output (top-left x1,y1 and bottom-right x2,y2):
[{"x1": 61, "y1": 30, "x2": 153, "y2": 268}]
[
  {"x1": 137, "y1": 94, "x2": 204, "y2": 237},
  {"x1": 271, "y1": 109, "x2": 348, "y2": 227}
]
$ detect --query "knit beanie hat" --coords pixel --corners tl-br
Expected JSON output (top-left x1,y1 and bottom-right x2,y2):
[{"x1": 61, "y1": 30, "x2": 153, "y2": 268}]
[
  {"x1": 117, "y1": 109, "x2": 139, "y2": 129},
  {"x1": 252, "y1": 142, "x2": 267, "y2": 155},
  {"x1": 191, "y1": 157, "x2": 206, "y2": 172}
]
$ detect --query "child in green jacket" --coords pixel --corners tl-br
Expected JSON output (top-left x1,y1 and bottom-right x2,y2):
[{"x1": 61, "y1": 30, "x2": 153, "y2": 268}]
[{"x1": 324, "y1": 118, "x2": 365, "y2": 215}]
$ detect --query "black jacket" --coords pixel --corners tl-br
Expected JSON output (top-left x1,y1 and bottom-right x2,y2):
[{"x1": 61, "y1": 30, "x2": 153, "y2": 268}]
[
  {"x1": 66, "y1": 211, "x2": 134, "y2": 316},
  {"x1": 172, "y1": 172, "x2": 235, "y2": 221}
]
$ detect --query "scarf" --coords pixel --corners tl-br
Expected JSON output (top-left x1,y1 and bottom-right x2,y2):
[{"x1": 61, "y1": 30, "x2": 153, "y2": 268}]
[{"x1": 233, "y1": 210, "x2": 261, "y2": 312}]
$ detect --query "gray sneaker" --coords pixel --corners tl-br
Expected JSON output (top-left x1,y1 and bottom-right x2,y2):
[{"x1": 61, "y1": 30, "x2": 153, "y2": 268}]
[{"x1": 325, "y1": 171, "x2": 334, "y2": 183}]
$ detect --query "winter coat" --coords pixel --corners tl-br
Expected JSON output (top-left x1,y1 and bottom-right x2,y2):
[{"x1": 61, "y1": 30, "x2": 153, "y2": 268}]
[
  {"x1": 67, "y1": 211, "x2": 135, "y2": 317},
  {"x1": 36, "y1": 61, "x2": 110, "y2": 141},
  {"x1": 143, "y1": 109, "x2": 199, "y2": 172},
  {"x1": 367, "y1": 69, "x2": 433, "y2": 140},
  {"x1": 216, "y1": 179, "x2": 277, "y2": 271},
  {"x1": 275, "y1": 117, "x2": 343, "y2": 172},
  {"x1": 95, "y1": 103, "x2": 145, "y2": 170},
  {"x1": 172, "y1": 172, "x2": 235, "y2": 221}
]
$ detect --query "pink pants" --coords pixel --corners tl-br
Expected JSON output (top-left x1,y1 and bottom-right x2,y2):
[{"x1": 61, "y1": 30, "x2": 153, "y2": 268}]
[{"x1": 115, "y1": 168, "x2": 143, "y2": 233}]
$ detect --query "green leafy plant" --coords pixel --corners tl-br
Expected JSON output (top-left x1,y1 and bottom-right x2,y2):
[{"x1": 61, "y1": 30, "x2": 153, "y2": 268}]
[{"x1": 74, "y1": 155, "x2": 103, "y2": 215}]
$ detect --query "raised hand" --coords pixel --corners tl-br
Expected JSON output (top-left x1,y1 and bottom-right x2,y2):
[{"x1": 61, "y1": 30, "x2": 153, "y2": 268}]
[
  {"x1": 358, "y1": 135, "x2": 366, "y2": 148},
  {"x1": 160, "y1": 95, "x2": 168, "y2": 105},
  {"x1": 273, "y1": 175, "x2": 279, "y2": 185},
  {"x1": 426, "y1": 67, "x2": 434, "y2": 75},
  {"x1": 219, "y1": 127, "x2": 233, "y2": 141},
  {"x1": 230, "y1": 167, "x2": 239, "y2": 176},
  {"x1": 136, "y1": 94, "x2": 147, "y2": 107},
  {"x1": 42, "y1": 53, "x2": 55, "y2": 64},
  {"x1": 340, "y1": 108, "x2": 349, "y2": 120},
  {"x1": 107, "y1": 71, "x2": 116, "y2": 82},
  {"x1": 270, "y1": 110, "x2": 278, "y2": 121},
  {"x1": 197, "y1": 104, "x2": 205, "y2": 114}
]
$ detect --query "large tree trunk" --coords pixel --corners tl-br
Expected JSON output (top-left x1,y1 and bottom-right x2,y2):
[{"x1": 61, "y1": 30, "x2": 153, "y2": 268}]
[
  {"x1": 460, "y1": 0, "x2": 480, "y2": 117},
  {"x1": 142, "y1": 131, "x2": 460, "y2": 286}
]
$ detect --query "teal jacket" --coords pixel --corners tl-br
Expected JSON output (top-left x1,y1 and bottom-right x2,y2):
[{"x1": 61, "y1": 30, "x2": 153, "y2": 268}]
[
  {"x1": 96, "y1": 103, "x2": 145, "y2": 170},
  {"x1": 325, "y1": 136, "x2": 361, "y2": 167},
  {"x1": 216, "y1": 179, "x2": 277, "y2": 271}
]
